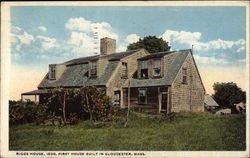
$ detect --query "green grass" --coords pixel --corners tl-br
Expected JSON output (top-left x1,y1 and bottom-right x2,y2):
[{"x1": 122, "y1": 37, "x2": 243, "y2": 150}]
[{"x1": 9, "y1": 112, "x2": 246, "y2": 151}]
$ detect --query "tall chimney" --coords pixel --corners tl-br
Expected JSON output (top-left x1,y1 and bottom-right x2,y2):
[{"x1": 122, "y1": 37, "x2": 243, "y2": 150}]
[{"x1": 100, "y1": 37, "x2": 116, "y2": 55}]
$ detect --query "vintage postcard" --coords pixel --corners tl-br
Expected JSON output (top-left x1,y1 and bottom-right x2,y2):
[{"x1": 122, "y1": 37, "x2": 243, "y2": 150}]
[{"x1": 1, "y1": 1, "x2": 249, "y2": 158}]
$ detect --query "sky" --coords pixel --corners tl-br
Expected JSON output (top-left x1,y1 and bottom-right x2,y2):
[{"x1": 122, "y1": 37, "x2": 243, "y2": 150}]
[{"x1": 10, "y1": 6, "x2": 247, "y2": 100}]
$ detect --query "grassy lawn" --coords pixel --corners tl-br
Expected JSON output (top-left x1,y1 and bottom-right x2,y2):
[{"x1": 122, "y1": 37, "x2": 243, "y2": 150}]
[{"x1": 9, "y1": 112, "x2": 246, "y2": 151}]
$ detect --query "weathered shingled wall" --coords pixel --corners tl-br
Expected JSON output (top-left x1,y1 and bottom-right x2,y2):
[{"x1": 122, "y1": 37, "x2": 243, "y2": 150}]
[
  {"x1": 170, "y1": 53, "x2": 205, "y2": 112},
  {"x1": 106, "y1": 49, "x2": 149, "y2": 108}
]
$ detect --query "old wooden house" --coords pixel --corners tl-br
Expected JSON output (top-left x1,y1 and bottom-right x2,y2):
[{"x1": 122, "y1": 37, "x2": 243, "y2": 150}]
[{"x1": 22, "y1": 37, "x2": 206, "y2": 113}]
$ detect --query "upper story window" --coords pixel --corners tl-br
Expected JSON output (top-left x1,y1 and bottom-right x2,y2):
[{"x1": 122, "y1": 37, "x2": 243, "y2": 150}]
[
  {"x1": 153, "y1": 59, "x2": 161, "y2": 77},
  {"x1": 90, "y1": 61, "x2": 97, "y2": 78},
  {"x1": 182, "y1": 68, "x2": 187, "y2": 83},
  {"x1": 49, "y1": 65, "x2": 56, "y2": 80},
  {"x1": 138, "y1": 88, "x2": 147, "y2": 104},
  {"x1": 140, "y1": 60, "x2": 148, "y2": 78},
  {"x1": 121, "y1": 62, "x2": 128, "y2": 78}
]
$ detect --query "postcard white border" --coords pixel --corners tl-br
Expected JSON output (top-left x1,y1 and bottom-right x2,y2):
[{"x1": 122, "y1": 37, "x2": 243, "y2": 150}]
[{"x1": 1, "y1": 1, "x2": 249, "y2": 158}]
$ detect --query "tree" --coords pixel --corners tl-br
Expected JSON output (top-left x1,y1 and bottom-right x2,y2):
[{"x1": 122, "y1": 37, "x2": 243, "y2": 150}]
[
  {"x1": 46, "y1": 87, "x2": 114, "y2": 124},
  {"x1": 127, "y1": 36, "x2": 171, "y2": 53},
  {"x1": 212, "y1": 82, "x2": 246, "y2": 109},
  {"x1": 47, "y1": 88, "x2": 76, "y2": 125},
  {"x1": 79, "y1": 86, "x2": 114, "y2": 122}
]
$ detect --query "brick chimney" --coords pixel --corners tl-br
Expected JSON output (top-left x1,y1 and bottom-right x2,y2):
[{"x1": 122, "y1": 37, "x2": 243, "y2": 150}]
[{"x1": 100, "y1": 37, "x2": 116, "y2": 55}]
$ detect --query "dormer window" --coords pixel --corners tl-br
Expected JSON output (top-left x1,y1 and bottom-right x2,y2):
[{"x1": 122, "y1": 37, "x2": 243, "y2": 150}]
[
  {"x1": 121, "y1": 62, "x2": 128, "y2": 78},
  {"x1": 182, "y1": 68, "x2": 187, "y2": 84},
  {"x1": 140, "y1": 60, "x2": 148, "y2": 78},
  {"x1": 49, "y1": 65, "x2": 56, "y2": 80},
  {"x1": 90, "y1": 61, "x2": 97, "y2": 78},
  {"x1": 153, "y1": 59, "x2": 161, "y2": 77}
]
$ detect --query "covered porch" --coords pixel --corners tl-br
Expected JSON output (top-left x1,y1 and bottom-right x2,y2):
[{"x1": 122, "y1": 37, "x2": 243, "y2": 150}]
[
  {"x1": 21, "y1": 89, "x2": 49, "y2": 103},
  {"x1": 119, "y1": 86, "x2": 171, "y2": 113}
]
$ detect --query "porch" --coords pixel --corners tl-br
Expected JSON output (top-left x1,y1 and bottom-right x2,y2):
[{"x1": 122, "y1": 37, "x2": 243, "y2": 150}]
[
  {"x1": 114, "y1": 86, "x2": 171, "y2": 113},
  {"x1": 21, "y1": 89, "x2": 49, "y2": 103}
]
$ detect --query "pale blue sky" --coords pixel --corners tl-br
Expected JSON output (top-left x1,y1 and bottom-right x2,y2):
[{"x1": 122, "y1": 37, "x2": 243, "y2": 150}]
[{"x1": 11, "y1": 6, "x2": 246, "y2": 67}]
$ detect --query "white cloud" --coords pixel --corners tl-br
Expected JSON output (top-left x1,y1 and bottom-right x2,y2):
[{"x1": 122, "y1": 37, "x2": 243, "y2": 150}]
[
  {"x1": 91, "y1": 22, "x2": 118, "y2": 40},
  {"x1": 161, "y1": 30, "x2": 245, "y2": 52},
  {"x1": 11, "y1": 25, "x2": 60, "y2": 57},
  {"x1": 65, "y1": 17, "x2": 118, "y2": 40},
  {"x1": 12, "y1": 26, "x2": 22, "y2": 33},
  {"x1": 65, "y1": 17, "x2": 119, "y2": 56},
  {"x1": 15, "y1": 31, "x2": 35, "y2": 44},
  {"x1": 67, "y1": 31, "x2": 96, "y2": 57},
  {"x1": 65, "y1": 17, "x2": 92, "y2": 32},
  {"x1": 125, "y1": 34, "x2": 140, "y2": 44},
  {"x1": 38, "y1": 26, "x2": 47, "y2": 32},
  {"x1": 116, "y1": 34, "x2": 140, "y2": 52},
  {"x1": 236, "y1": 46, "x2": 245, "y2": 53},
  {"x1": 235, "y1": 39, "x2": 245, "y2": 45},
  {"x1": 161, "y1": 30, "x2": 201, "y2": 48},
  {"x1": 36, "y1": 35, "x2": 59, "y2": 51},
  {"x1": 193, "y1": 54, "x2": 228, "y2": 65}
]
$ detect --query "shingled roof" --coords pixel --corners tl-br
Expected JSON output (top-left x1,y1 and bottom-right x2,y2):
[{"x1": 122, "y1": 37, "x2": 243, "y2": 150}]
[
  {"x1": 128, "y1": 49, "x2": 191, "y2": 87},
  {"x1": 38, "y1": 49, "x2": 142, "y2": 88},
  {"x1": 65, "y1": 49, "x2": 142, "y2": 66},
  {"x1": 38, "y1": 49, "x2": 191, "y2": 89},
  {"x1": 138, "y1": 50, "x2": 176, "y2": 60}
]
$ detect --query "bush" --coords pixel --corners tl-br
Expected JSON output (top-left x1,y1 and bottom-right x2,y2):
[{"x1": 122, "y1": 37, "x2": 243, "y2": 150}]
[
  {"x1": 9, "y1": 102, "x2": 37, "y2": 125},
  {"x1": 42, "y1": 87, "x2": 114, "y2": 125},
  {"x1": 34, "y1": 103, "x2": 51, "y2": 125},
  {"x1": 9, "y1": 100, "x2": 52, "y2": 125},
  {"x1": 79, "y1": 86, "x2": 114, "y2": 121},
  {"x1": 10, "y1": 87, "x2": 115, "y2": 126},
  {"x1": 68, "y1": 113, "x2": 80, "y2": 125}
]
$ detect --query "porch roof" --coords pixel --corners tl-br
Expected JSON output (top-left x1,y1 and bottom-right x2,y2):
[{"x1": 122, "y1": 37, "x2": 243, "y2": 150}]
[{"x1": 21, "y1": 89, "x2": 49, "y2": 95}]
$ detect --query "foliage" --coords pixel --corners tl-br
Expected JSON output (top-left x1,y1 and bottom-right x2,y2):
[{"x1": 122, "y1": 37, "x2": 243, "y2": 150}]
[
  {"x1": 212, "y1": 82, "x2": 246, "y2": 109},
  {"x1": 34, "y1": 103, "x2": 50, "y2": 125},
  {"x1": 127, "y1": 35, "x2": 171, "y2": 53},
  {"x1": 46, "y1": 88, "x2": 81, "y2": 125},
  {"x1": 45, "y1": 87, "x2": 114, "y2": 124},
  {"x1": 79, "y1": 86, "x2": 114, "y2": 121},
  {"x1": 9, "y1": 87, "x2": 114, "y2": 126},
  {"x1": 9, "y1": 112, "x2": 246, "y2": 151},
  {"x1": 68, "y1": 113, "x2": 80, "y2": 125},
  {"x1": 9, "y1": 101, "x2": 37, "y2": 125}
]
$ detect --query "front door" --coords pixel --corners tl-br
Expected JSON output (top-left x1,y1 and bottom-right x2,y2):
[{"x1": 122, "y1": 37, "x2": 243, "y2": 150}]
[
  {"x1": 114, "y1": 91, "x2": 121, "y2": 107},
  {"x1": 160, "y1": 91, "x2": 168, "y2": 112}
]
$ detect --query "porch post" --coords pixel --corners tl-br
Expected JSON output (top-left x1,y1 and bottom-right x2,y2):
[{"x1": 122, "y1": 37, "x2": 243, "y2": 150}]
[
  {"x1": 21, "y1": 94, "x2": 23, "y2": 102},
  {"x1": 35, "y1": 95, "x2": 37, "y2": 102},
  {"x1": 128, "y1": 81, "x2": 130, "y2": 108},
  {"x1": 158, "y1": 87, "x2": 161, "y2": 113}
]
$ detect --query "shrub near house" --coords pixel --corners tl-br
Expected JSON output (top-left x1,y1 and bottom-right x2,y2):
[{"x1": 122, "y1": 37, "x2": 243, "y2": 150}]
[
  {"x1": 9, "y1": 100, "x2": 47, "y2": 125},
  {"x1": 46, "y1": 87, "x2": 114, "y2": 124},
  {"x1": 10, "y1": 87, "x2": 114, "y2": 125}
]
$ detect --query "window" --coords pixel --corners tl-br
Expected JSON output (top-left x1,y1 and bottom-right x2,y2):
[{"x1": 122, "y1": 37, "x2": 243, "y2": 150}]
[
  {"x1": 140, "y1": 60, "x2": 148, "y2": 78},
  {"x1": 138, "y1": 88, "x2": 147, "y2": 104},
  {"x1": 153, "y1": 59, "x2": 161, "y2": 77},
  {"x1": 121, "y1": 62, "x2": 128, "y2": 78},
  {"x1": 90, "y1": 61, "x2": 97, "y2": 77},
  {"x1": 49, "y1": 65, "x2": 56, "y2": 80},
  {"x1": 114, "y1": 91, "x2": 120, "y2": 107},
  {"x1": 182, "y1": 68, "x2": 187, "y2": 83}
]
